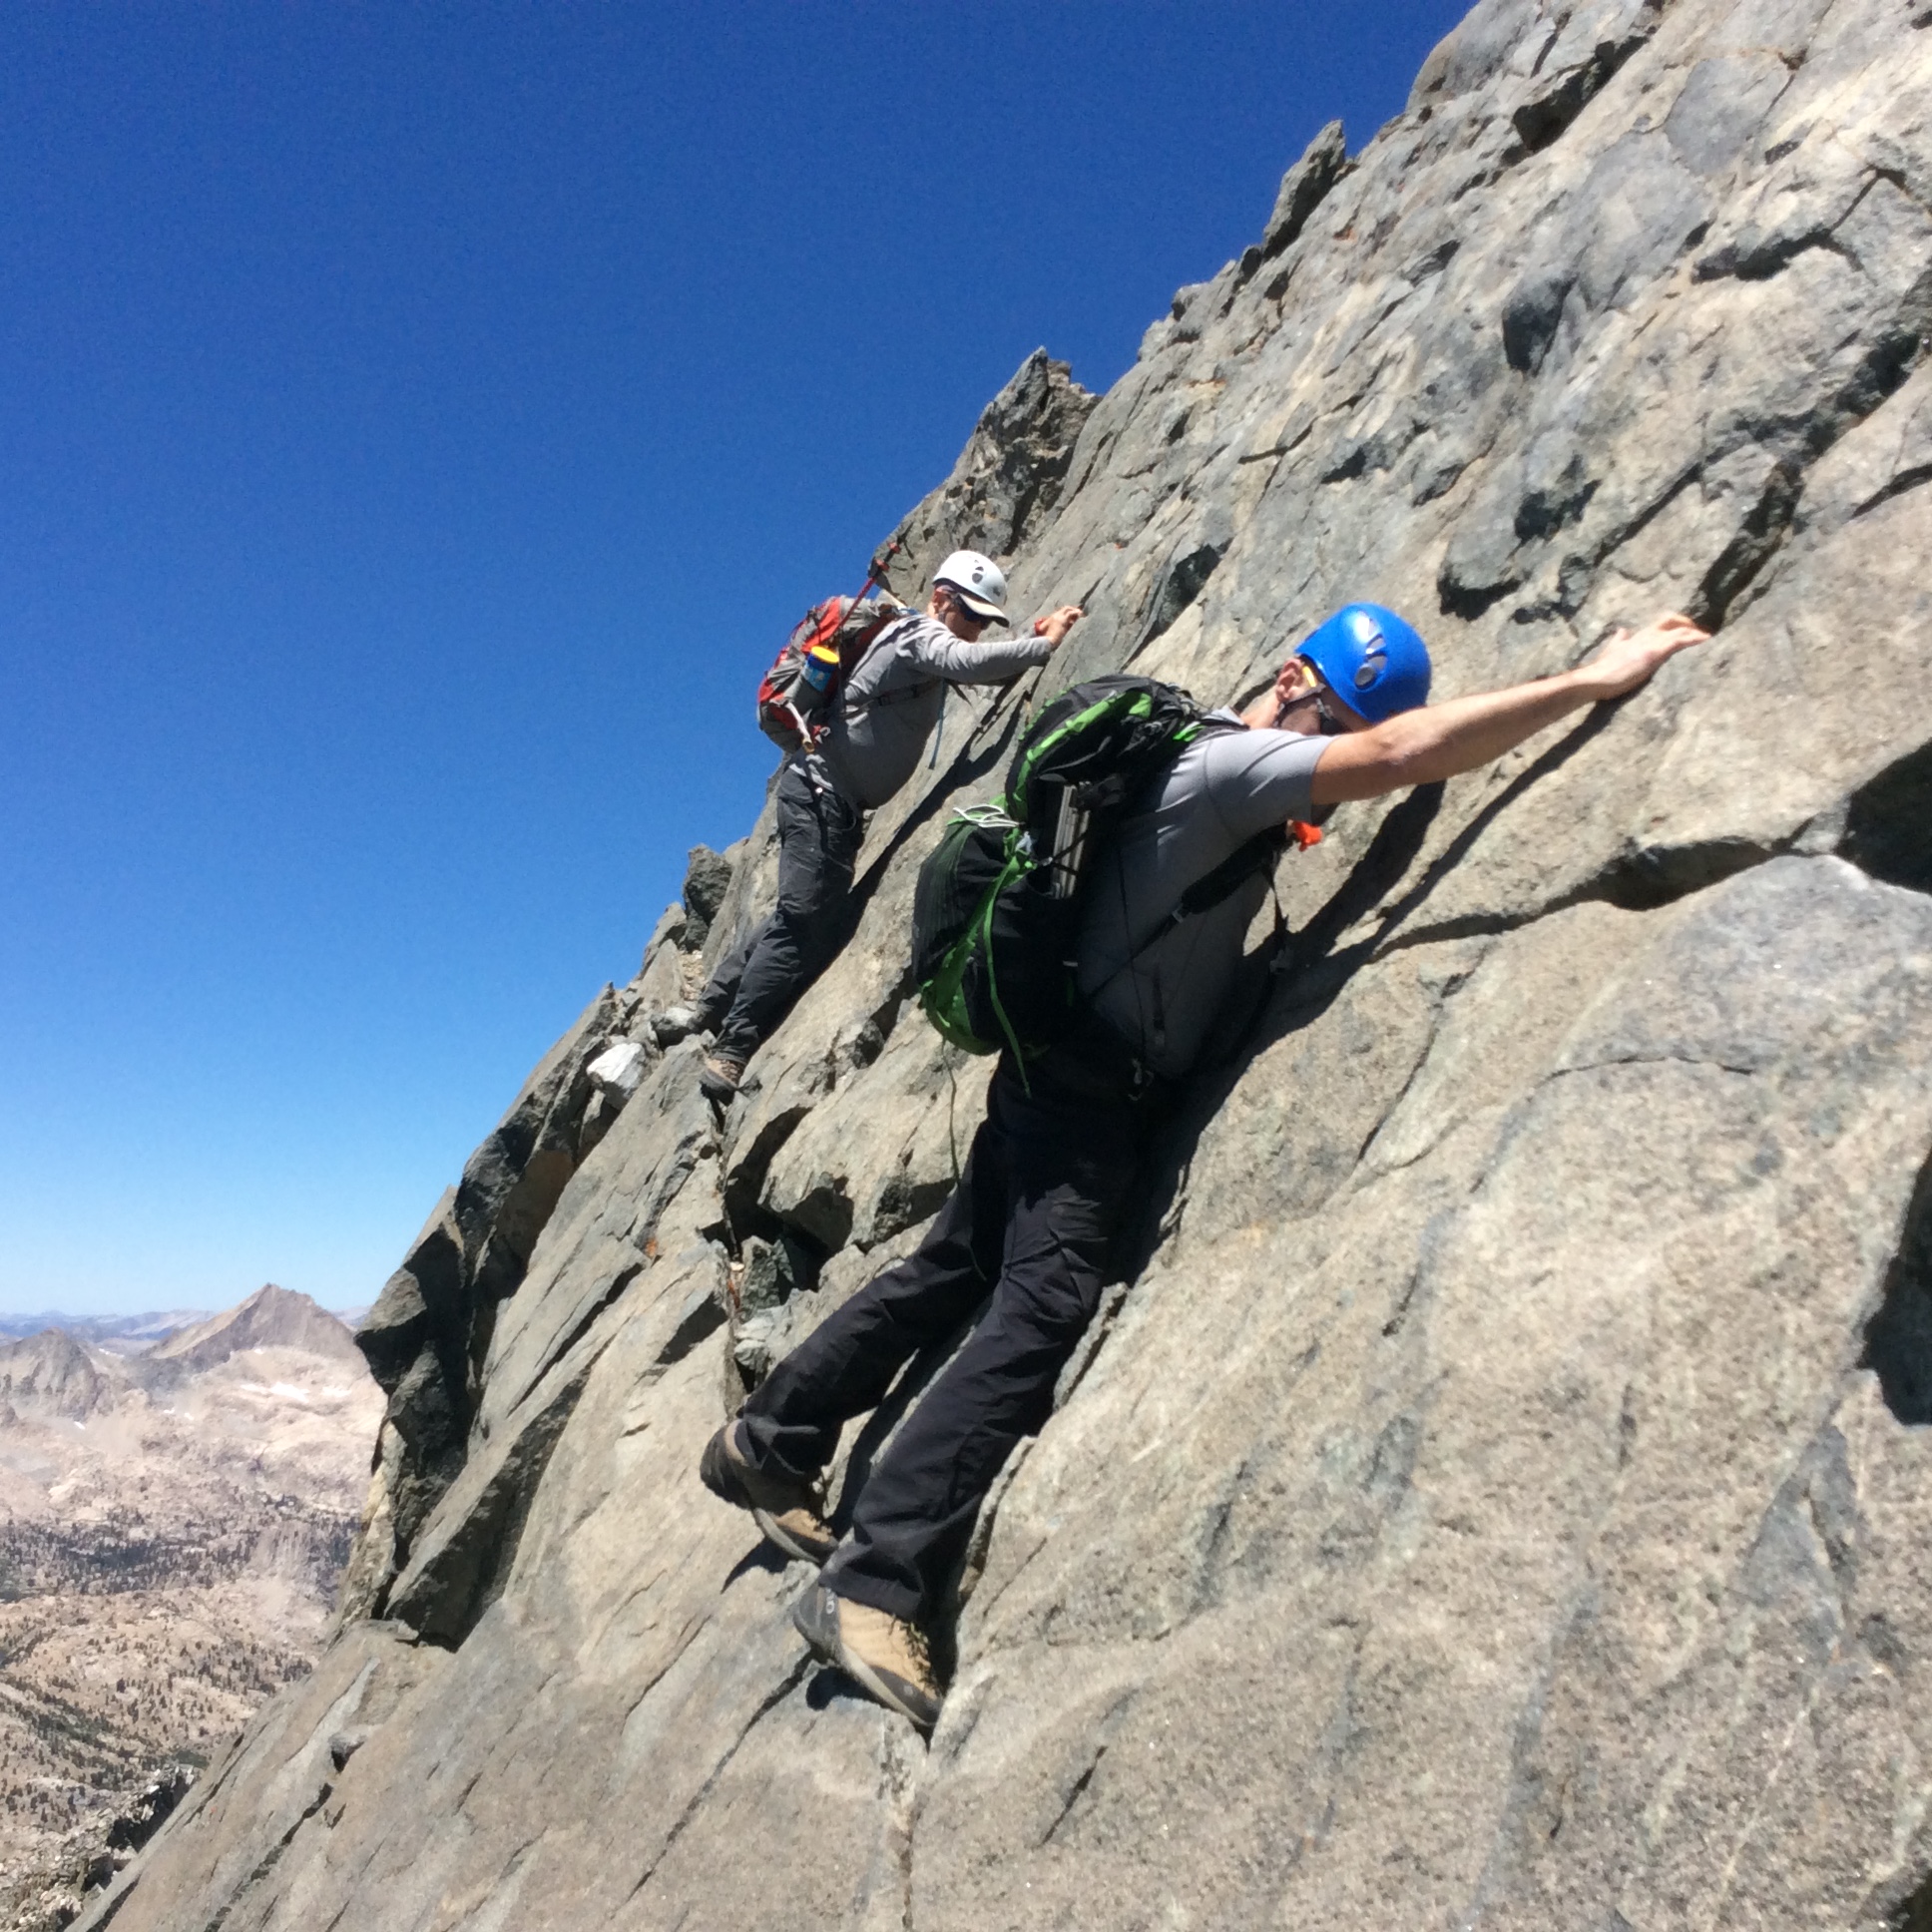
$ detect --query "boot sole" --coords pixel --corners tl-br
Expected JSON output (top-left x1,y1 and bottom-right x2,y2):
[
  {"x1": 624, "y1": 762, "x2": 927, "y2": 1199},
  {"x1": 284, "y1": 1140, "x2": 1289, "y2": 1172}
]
[
  {"x1": 835, "y1": 1647, "x2": 940, "y2": 1733},
  {"x1": 753, "y1": 1508, "x2": 835, "y2": 1567},
  {"x1": 702, "y1": 1426, "x2": 833, "y2": 1564}
]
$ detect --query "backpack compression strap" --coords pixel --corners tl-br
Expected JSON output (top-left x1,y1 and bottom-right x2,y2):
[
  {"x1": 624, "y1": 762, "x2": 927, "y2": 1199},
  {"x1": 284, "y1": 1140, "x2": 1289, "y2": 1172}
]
[{"x1": 1132, "y1": 824, "x2": 1290, "y2": 958}]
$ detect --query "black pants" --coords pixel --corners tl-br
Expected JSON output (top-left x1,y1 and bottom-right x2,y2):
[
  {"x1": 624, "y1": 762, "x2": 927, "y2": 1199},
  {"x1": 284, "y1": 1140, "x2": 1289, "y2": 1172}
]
[
  {"x1": 739, "y1": 1054, "x2": 1157, "y2": 1622},
  {"x1": 699, "y1": 758, "x2": 866, "y2": 1063}
]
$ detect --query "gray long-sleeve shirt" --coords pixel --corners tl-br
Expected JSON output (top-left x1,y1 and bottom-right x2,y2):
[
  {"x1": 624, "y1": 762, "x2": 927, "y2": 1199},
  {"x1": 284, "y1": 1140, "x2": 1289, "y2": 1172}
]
[
  {"x1": 817, "y1": 614, "x2": 1052, "y2": 809},
  {"x1": 1077, "y1": 717, "x2": 1328, "y2": 1079}
]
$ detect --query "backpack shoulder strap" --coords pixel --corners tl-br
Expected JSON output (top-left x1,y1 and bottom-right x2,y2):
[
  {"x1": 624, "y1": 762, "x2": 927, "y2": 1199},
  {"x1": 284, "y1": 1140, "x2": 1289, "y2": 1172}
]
[
  {"x1": 849, "y1": 610, "x2": 946, "y2": 711},
  {"x1": 1123, "y1": 823, "x2": 1289, "y2": 969}
]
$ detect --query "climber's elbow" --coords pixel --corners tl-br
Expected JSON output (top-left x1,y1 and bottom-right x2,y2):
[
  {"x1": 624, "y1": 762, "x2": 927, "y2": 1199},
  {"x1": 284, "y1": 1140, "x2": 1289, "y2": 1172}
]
[{"x1": 1307, "y1": 720, "x2": 1438, "y2": 805}]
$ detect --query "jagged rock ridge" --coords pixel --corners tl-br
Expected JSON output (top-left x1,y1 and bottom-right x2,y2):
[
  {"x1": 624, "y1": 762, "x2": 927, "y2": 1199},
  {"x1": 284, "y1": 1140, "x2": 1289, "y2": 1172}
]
[{"x1": 83, "y1": 1, "x2": 1932, "y2": 1925}]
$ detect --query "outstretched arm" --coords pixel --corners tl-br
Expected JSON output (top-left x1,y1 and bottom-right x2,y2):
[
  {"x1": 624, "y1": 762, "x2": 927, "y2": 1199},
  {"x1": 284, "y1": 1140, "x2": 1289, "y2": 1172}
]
[
  {"x1": 911, "y1": 622, "x2": 1053, "y2": 686},
  {"x1": 1308, "y1": 613, "x2": 1710, "y2": 806},
  {"x1": 909, "y1": 605, "x2": 1084, "y2": 684}
]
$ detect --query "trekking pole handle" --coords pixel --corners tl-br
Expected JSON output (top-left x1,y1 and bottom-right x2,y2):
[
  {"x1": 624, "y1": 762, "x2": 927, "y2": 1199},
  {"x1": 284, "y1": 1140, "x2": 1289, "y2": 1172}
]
[{"x1": 860, "y1": 537, "x2": 904, "y2": 600}]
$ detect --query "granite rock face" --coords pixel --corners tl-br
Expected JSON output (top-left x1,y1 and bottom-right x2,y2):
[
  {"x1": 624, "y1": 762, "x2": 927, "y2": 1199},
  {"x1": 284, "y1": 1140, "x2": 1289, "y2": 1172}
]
[{"x1": 85, "y1": 1, "x2": 1932, "y2": 1925}]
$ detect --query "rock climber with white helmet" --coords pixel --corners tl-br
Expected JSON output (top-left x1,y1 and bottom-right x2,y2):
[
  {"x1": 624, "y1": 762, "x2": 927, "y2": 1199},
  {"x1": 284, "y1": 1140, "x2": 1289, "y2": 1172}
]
[{"x1": 696, "y1": 552, "x2": 1084, "y2": 1101}]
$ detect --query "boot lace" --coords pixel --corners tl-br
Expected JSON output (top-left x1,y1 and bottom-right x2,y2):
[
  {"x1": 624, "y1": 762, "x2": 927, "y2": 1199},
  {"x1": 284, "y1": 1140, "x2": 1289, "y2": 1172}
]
[{"x1": 897, "y1": 1618, "x2": 934, "y2": 1681}]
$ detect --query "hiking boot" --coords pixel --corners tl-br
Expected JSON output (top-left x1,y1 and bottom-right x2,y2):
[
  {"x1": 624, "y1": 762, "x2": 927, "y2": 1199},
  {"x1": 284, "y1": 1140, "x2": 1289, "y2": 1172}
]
[
  {"x1": 790, "y1": 1580, "x2": 942, "y2": 1732},
  {"x1": 699, "y1": 1052, "x2": 744, "y2": 1103},
  {"x1": 698, "y1": 1420, "x2": 835, "y2": 1566},
  {"x1": 789, "y1": 1574, "x2": 843, "y2": 1665}
]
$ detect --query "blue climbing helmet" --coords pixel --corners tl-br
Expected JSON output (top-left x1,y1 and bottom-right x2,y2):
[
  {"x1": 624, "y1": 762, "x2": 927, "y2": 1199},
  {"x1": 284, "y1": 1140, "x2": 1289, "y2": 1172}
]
[{"x1": 1296, "y1": 603, "x2": 1432, "y2": 724}]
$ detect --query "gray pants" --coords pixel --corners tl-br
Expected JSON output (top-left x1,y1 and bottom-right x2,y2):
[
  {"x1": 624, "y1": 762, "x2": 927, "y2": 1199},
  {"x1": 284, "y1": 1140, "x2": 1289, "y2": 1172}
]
[{"x1": 699, "y1": 758, "x2": 866, "y2": 1063}]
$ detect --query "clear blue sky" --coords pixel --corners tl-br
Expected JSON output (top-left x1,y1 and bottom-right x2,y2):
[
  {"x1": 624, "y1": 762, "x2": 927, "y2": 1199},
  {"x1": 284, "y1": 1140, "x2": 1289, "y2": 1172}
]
[{"x1": 1, "y1": 1, "x2": 1466, "y2": 1317}]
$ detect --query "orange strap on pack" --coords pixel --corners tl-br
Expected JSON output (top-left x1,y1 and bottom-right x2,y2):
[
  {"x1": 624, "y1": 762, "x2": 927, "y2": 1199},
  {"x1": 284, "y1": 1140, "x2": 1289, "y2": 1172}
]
[
  {"x1": 1288, "y1": 820, "x2": 1323, "y2": 850},
  {"x1": 805, "y1": 602, "x2": 846, "y2": 654}
]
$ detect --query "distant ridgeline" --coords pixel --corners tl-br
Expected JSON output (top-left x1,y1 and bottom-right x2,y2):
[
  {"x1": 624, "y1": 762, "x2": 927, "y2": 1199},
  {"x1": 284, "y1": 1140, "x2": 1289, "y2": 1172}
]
[
  {"x1": 0, "y1": 1311, "x2": 210, "y2": 1348},
  {"x1": 78, "y1": 2, "x2": 1932, "y2": 1928}
]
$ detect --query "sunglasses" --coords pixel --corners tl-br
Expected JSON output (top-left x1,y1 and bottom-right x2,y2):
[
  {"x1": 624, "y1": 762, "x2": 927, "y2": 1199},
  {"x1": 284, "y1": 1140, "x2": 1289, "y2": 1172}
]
[
  {"x1": 1277, "y1": 675, "x2": 1346, "y2": 735},
  {"x1": 1308, "y1": 684, "x2": 1346, "y2": 734},
  {"x1": 941, "y1": 589, "x2": 991, "y2": 626}
]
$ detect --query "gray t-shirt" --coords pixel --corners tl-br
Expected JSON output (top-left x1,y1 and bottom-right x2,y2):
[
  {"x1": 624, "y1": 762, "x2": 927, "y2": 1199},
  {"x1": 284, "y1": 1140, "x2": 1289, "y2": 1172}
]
[
  {"x1": 1077, "y1": 716, "x2": 1327, "y2": 1078},
  {"x1": 819, "y1": 614, "x2": 1052, "y2": 809}
]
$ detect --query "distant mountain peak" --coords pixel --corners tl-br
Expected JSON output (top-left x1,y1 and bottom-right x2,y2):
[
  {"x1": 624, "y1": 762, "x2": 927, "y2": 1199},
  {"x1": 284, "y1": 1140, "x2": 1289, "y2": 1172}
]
[
  {"x1": 150, "y1": 1284, "x2": 361, "y2": 1370},
  {"x1": 0, "y1": 1326, "x2": 115, "y2": 1419}
]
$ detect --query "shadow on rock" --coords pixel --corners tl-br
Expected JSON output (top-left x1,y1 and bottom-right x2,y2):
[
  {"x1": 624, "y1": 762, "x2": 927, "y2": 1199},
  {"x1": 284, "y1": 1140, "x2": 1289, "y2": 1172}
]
[
  {"x1": 721, "y1": 1543, "x2": 793, "y2": 1592},
  {"x1": 1862, "y1": 1146, "x2": 1932, "y2": 1426}
]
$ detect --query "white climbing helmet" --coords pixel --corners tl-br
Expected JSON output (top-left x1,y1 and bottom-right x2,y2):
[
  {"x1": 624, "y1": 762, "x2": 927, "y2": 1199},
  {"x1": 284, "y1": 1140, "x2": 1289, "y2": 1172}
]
[{"x1": 932, "y1": 550, "x2": 1009, "y2": 623}]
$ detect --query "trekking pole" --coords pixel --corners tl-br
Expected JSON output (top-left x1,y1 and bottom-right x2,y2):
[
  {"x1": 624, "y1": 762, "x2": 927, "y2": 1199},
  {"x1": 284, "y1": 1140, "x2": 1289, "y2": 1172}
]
[{"x1": 856, "y1": 537, "x2": 904, "y2": 605}]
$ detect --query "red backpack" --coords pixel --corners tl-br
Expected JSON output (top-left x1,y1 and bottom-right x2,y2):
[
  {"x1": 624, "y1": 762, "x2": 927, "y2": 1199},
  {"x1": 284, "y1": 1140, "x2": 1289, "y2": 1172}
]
[{"x1": 756, "y1": 589, "x2": 908, "y2": 751}]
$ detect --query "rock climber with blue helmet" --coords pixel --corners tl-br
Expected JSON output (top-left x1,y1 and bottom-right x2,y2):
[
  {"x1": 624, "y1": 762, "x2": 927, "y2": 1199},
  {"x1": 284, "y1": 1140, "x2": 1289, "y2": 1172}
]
[
  {"x1": 1249, "y1": 601, "x2": 1708, "y2": 804},
  {"x1": 704, "y1": 596, "x2": 1709, "y2": 1732}
]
